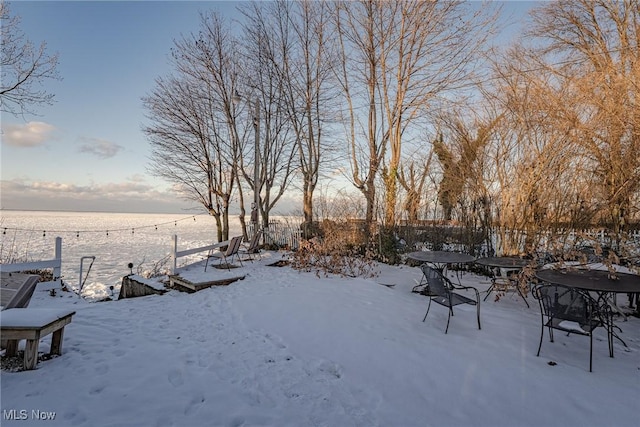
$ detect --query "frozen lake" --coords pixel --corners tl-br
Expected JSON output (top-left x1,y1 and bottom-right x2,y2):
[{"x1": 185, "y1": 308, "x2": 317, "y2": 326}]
[{"x1": 0, "y1": 210, "x2": 245, "y2": 297}]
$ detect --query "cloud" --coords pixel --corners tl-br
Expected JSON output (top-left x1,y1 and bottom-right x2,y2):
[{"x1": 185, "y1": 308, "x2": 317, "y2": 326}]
[
  {"x1": 77, "y1": 137, "x2": 123, "y2": 159},
  {"x1": 126, "y1": 174, "x2": 147, "y2": 183},
  {"x1": 1, "y1": 121, "x2": 56, "y2": 147},
  {"x1": 0, "y1": 178, "x2": 194, "y2": 213}
]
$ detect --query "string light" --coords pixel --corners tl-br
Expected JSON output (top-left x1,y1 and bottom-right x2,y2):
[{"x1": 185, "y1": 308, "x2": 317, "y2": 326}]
[{"x1": 1, "y1": 215, "x2": 205, "y2": 236}]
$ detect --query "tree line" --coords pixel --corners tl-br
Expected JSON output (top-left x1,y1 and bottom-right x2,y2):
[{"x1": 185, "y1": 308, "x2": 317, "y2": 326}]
[
  {"x1": 4, "y1": 0, "x2": 637, "y2": 254},
  {"x1": 117, "y1": 1, "x2": 640, "y2": 253}
]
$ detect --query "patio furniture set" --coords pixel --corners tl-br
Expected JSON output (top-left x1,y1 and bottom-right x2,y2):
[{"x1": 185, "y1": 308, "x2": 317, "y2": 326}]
[{"x1": 407, "y1": 250, "x2": 640, "y2": 372}]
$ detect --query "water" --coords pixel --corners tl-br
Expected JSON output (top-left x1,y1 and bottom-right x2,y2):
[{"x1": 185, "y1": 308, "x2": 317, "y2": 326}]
[{"x1": 0, "y1": 210, "x2": 243, "y2": 295}]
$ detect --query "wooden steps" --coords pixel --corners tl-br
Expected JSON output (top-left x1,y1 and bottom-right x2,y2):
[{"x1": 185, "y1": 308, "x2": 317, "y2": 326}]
[{"x1": 168, "y1": 274, "x2": 245, "y2": 293}]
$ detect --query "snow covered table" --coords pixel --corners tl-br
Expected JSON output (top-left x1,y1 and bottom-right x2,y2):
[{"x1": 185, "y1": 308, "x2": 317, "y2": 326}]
[{"x1": 1, "y1": 308, "x2": 75, "y2": 370}]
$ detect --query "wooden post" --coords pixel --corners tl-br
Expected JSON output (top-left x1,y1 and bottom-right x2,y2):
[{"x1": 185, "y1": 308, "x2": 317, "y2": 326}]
[
  {"x1": 50, "y1": 328, "x2": 65, "y2": 355},
  {"x1": 54, "y1": 237, "x2": 62, "y2": 283},
  {"x1": 24, "y1": 338, "x2": 40, "y2": 370},
  {"x1": 171, "y1": 235, "x2": 178, "y2": 274}
]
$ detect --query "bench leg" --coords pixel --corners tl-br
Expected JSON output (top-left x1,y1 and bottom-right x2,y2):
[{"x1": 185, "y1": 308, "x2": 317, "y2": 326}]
[
  {"x1": 5, "y1": 340, "x2": 19, "y2": 357},
  {"x1": 24, "y1": 339, "x2": 40, "y2": 370},
  {"x1": 50, "y1": 327, "x2": 65, "y2": 355}
]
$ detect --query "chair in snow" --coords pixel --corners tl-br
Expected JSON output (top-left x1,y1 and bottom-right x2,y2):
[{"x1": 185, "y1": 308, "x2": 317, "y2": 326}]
[
  {"x1": 239, "y1": 230, "x2": 262, "y2": 262},
  {"x1": 205, "y1": 236, "x2": 244, "y2": 272},
  {"x1": 532, "y1": 283, "x2": 612, "y2": 372},
  {"x1": 421, "y1": 265, "x2": 481, "y2": 334}
]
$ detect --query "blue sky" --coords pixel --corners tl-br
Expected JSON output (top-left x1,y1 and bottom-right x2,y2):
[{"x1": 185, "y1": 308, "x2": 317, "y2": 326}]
[{"x1": 1, "y1": 1, "x2": 537, "y2": 214}]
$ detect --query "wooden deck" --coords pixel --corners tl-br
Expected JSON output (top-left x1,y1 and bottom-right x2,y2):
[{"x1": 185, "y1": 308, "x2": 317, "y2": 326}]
[{"x1": 168, "y1": 274, "x2": 245, "y2": 293}]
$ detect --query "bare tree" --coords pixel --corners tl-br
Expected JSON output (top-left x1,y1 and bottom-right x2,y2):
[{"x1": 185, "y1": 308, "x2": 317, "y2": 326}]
[
  {"x1": 397, "y1": 148, "x2": 433, "y2": 223},
  {"x1": 239, "y1": 2, "x2": 299, "y2": 229},
  {"x1": 481, "y1": 45, "x2": 590, "y2": 255},
  {"x1": 142, "y1": 11, "x2": 244, "y2": 242},
  {"x1": 0, "y1": 1, "x2": 60, "y2": 116},
  {"x1": 333, "y1": 0, "x2": 499, "y2": 233},
  {"x1": 527, "y1": 0, "x2": 640, "y2": 243},
  {"x1": 271, "y1": 0, "x2": 338, "y2": 233},
  {"x1": 485, "y1": 0, "x2": 640, "y2": 252}
]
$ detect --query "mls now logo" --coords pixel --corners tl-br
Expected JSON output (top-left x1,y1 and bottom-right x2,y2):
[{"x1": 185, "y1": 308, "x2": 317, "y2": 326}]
[{"x1": 3, "y1": 409, "x2": 56, "y2": 420}]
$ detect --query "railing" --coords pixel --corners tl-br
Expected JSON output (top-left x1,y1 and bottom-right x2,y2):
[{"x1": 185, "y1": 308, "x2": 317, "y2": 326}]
[
  {"x1": 171, "y1": 221, "x2": 302, "y2": 274},
  {"x1": 249, "y1": 220, "x2": 302, "y2": 250},
  {"x1": 170, "y1": 235, "x2": 229, "y2": 274},
  {"x1": 0, "y1": 237, "x2": 62, "y2": 283}
]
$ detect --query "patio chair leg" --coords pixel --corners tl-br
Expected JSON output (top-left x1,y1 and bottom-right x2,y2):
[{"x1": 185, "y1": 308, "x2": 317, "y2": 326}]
[
  {"x1": 220, "y1": 255, "x2": 230, "y2": 272},
  {"x1": 483, "y1": 282, "x2": 495, "y2": 301},
  {"x1": 423, "y1": 299, "x2": 432, "y2": 322},
  {"x1": 516, "y1": 286, "x2": 530, "y2": 308},
  {"x1": 536, "y1": 323, "x2": 544, "y2": 357},
  {"x1": 589, "y1": 332, "x2": 593, "y2": 372},
  {"x1": 608, "y1": 324, "x2": 614, "y2": 358}
]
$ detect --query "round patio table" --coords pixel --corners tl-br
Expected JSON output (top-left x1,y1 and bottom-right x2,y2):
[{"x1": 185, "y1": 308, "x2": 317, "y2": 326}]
[
  {"x1": 407, "y1": 251, "x2": 475, "y2": 295},
  {"x1": 407, "y1": 251, "x2": 475, "y2": 265},
  {"x1": 475, "y1": 257, "x2": 530, "y2": 269},
  {"x1": 535, "y1": 268, "x2": 640, "y2": 294},
  {"x1": 536, "y1": 268, "x2": 640, "y2": 319}
]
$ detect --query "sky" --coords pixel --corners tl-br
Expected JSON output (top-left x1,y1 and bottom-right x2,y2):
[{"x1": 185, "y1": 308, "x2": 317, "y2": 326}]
[
  {"x1": 1, "y1": 254, "x2": 638, "y2": 426},
  {"x1": 0, "y1": 1, "x2": 538, "y2": 214}
]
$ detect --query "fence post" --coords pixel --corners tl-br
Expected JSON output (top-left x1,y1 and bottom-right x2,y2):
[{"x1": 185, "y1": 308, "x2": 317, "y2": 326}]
[
  {"x1": 54, "y1": 237, "x2": 62, "y2": 283},
  {"x1": 171, "y1": 235, "x2": 178, "y2": 275}
]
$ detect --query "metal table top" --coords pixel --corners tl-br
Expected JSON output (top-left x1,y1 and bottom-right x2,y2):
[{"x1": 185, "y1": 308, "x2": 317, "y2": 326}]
[
  {"x1": 407, "y1": 251, "x2": 475, "y2": 264},
  {"x1": 475, "y1": 257, "x2": 531, "y2": 269},
  {"x1": 535, "y1": 268, "x2": 640, "y2": 294}
]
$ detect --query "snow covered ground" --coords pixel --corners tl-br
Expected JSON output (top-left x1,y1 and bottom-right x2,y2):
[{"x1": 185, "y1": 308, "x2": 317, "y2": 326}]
[{"x1": 2, "y1": 252, "x2": 639, "y2": 427}]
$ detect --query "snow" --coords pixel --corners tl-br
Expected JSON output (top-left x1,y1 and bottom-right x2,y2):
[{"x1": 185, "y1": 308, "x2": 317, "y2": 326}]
[
  {"x1": 0, "y1": 309, "x2": 75, "y2": 328},
  {"x1": 2, "y1": 252, "x2": 639, "y2": 427}
]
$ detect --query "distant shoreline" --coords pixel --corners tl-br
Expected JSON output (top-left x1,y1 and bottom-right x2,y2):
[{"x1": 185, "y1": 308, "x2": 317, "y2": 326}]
[{"x1": 0, "y1": 208, "x2": 202, "y2": 216}]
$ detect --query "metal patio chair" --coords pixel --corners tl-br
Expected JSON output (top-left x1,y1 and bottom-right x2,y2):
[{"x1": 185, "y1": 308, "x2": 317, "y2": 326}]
[
  {"x1": 239, "y1": 230, "x2": 262, "y2": 262},
  {"x1": 532, "y1": 283, "x2": 613, "y2": 372},
  {"x1": 205, "y1": 235, "x2": 244, "y2": 272},
  {"x1": 421, "y1": 265, "x2": 481, "y2": 334}
]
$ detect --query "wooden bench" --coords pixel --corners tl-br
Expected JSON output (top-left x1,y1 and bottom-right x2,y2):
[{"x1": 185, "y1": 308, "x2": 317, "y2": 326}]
[{"x1": 1, "y1": 308, "x2": 76, "y2": 370}]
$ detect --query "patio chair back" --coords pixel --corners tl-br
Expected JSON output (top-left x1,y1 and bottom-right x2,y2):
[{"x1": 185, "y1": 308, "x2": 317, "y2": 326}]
[
  {"x1": 247, "y1": 230, "x2": 261, "y2": 253},
  {"x1": 204, "y1": 236, "x2": 244, "y2": 272},
  {"x1": 421, "y1": 264, "x2": 450, "y2": 297},
  {"x1": 532, "y1": 283, "x2": 612, "y2": 372},
  {"x1": 225, "y1": 235, "x2": 243, "y2": 257},
  {"x1": 421, "y1": 265, "x2": 481, "y2": 334}
]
